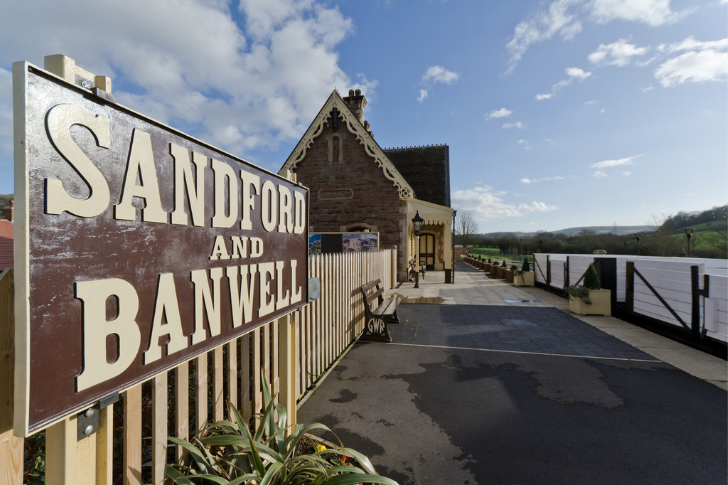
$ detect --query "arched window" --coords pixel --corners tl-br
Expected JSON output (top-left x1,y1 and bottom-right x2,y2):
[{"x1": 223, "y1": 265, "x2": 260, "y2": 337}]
[{"x1": 329, "y1": 134, "x2": 344, "y2": 164}]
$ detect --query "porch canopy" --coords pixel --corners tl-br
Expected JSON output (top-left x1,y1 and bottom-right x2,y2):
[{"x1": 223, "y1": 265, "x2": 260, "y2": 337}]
[{"x1": 405, "y1": 199, "x2": 455, "y2": 271}]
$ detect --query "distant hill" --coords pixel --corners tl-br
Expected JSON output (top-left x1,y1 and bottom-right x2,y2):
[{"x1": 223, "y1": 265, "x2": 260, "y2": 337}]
[
  {"x1": 479, "y1": 225, "x2": 652, "y2": 238},
  {"x1": 550, "y1": 225, "x2": 652, "y2": 236}
]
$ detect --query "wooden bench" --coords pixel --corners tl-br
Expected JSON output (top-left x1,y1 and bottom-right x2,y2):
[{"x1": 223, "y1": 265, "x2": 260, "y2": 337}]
[{"x1": 359, "y1": 278, "x2": 401, "y2": 343}]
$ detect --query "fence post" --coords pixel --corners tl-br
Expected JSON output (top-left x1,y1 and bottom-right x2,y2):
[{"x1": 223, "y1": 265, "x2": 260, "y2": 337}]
[
  {"x1": 690, "y1": 266, "x2": 701, "y2": 339},
  {"x1": 45, "y1": 416, "x2": 77, "y2": 485},
  {"x1": 0, "y1": 270, "x2": 23, "y2": 485},
  {"x1": 278, "y1": 312, "x2": 296, "y2": 434},
  {"x1": 546, "y1": 256, "x2": 551, "y2": 286},
  {"x1": 626, "y1": 261, "x2": 635, "y2": 314}
]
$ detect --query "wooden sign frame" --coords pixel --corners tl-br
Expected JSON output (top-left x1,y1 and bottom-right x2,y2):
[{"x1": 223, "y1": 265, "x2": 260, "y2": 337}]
[{"x1": 13, "y1": 61, "x2": 309, "y2": 436}]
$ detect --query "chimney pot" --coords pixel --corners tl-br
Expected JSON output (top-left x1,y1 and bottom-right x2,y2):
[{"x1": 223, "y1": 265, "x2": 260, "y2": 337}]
[
  {"x1": 348, "y1": 89, "x2": 354, "y2": 97},
  {"x1": 355, "y1": 89, "x2": 361, "y2": 96},
  {"x1": 6, "y1": 200, "x2": 14, "y2": 222}
]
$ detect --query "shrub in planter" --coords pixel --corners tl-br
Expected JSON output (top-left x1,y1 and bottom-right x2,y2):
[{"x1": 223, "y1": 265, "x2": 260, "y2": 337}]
[
  {"x1": 567, "y1": 263, "x2": 610, "y2": 316},
  {"x1": 521, "y1": 258, "x2": 530, "y2": 272},
  {"x1": 167, "y1": 372, "x2": 398, "y2": 485}
]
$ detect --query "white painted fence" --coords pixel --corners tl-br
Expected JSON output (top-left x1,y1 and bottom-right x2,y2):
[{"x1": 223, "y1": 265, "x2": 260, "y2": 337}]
[{"x1": 534, "y1": 253, "x2": 728, "y2": 344}]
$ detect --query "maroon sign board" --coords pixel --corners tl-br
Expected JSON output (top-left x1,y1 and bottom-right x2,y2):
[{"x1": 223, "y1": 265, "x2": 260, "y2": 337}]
[{"x1": 12, "y1": 62, "x2": 308, "y2": 436}]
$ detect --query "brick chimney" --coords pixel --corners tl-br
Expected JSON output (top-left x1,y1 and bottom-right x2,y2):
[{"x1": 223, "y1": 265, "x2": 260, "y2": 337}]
[
  {"x1": 343, "y1": 89, "x2": 367, "y2": 125},
  {"x1": 5, "y1": 200, "x2": 13, "y2": 222}
]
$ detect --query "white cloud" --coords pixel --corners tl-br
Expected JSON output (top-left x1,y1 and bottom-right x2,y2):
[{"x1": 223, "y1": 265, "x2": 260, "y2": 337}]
[
  {"x1": 520, "y1": 175, "x2": 565, "y2": 183},
  {"x1": 566, "y1": 67, "x2": 592, "y2": 79},
  {"x1": 588, "y1": 39, "x2": 649, "y2": 66},
  {"x1": 622, "y1": 171, "x2": 632, "y2": 175},
  {"x1": 502, "y1": 121, "x2": 525, "y2": 129},
  {"x1": 655, "y1": 38, "x2": 728, "y2": 87},
  {"x1": 505, "y1": 0, "x2": 583, "y2": 74},
  {"x1": 536, "y1": 66, "x2": 592, "y2": 100},
  {"x1": 505, "y1": 0, "x2": 693, "y2": 73},
  {"x1": 593, "y1": 171, "x2": 608, "y2": 177},
  {"x1": 585, "y1": 100, "x2": 597, "y2": 104},
  {"x1": 600, "y1": 108, "x2": 606, "y2": 113},
  {"x1": 517, "y1": 139, "x2": 532, "y2": 150},
  {"x1": 417, "y1": 89, "x2": 429, "y2": 103},
  {"x1": 452, "y1": 185, "x2": 558, "y2": 221},
  {"x1": 591, "y1": 153, "x2": 644, "y2": 168},
  {"x1": 590, "y1": 0, "x2": 685, "y2": 26},
  {"x1": 642, "y1": 85, "x2": 654, "y2": 91},
  {"x1": 487, "y1": 107, "x2": 513, "y2": 118},
  {"x1": 0, "y1": 0, "x2": 358, "y2": 157},
  {"x1": 422, "y1": 65, "x2": 459, "y2": 84}
]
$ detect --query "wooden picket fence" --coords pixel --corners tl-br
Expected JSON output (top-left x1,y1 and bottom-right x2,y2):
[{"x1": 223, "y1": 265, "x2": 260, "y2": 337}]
[{"x1": 0, "y1": 249, "x2": 396, "y2": 485}]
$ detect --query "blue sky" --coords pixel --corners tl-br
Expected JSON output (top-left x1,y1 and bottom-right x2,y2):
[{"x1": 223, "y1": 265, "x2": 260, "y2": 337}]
[{"x1": 0, "y1": 0, "x2": 726, "y2": 232}]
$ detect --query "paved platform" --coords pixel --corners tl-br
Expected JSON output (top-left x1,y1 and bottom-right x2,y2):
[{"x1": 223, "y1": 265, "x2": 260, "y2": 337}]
[
  {"x1": 391, "y1": 304, "x2": 655, "y2": 360},
  {"x1": 298, "y1": 261, "x2": 728, "y2": 484},
  {"x1": 299, "y1": 343, "x2": 727, "y2": 485}
]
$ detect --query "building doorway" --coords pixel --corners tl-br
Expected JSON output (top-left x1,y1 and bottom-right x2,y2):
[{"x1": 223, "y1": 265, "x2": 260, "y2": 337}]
[{"x1": 419, "y1": 234, "x2": 435, "y2": 271}]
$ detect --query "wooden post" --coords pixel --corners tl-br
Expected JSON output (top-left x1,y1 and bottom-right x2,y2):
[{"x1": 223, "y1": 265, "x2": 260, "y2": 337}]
[
  {"x1": 278, "y1": 313, "x2": 296, "y2": 434},
  {"x1": 45, "y1": 416, "x2": 77, "y2": 485},
  {"x1": 546, "y1": 256, "x2": 551, "y2": 286},
  {"x1": 195, "y1": 355, "x2": 207, "y2": 435},
  {"x1": 690, "y1": 266, "x2": 701, "y2": 339},
  {"x1": 123, "y1": 384, "x2": 142, "y2": 485},
  {"x1": 152, "y1": 372, "x2": 167, "y2": 485},
  {"x1": 175, "y1": 362, "x2": 189, "y2": 463},
  {"x1": 96, "y1": 405, "x2": 113, "y2": 485},
  {"x1": 626, "y1": 261, "x2": 635, "y2": 314},
  {"x1": 0, "y1": 270, "x2": 23, "y2": 485}
]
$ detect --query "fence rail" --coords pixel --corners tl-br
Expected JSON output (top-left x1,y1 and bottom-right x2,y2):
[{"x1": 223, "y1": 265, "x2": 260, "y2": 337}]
[
  {"x1": 533, "y1": 253, "x2": 727, "y2": 344},
  {"x1": 0, "y1": 249, "x2": 396, "y2": 484}
]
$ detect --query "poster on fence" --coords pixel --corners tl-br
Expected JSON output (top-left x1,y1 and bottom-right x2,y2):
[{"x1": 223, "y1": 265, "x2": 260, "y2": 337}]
[
  {"x1": 12, "y1": 62, "x2": 309, "y2": 436},
  {"x1": 308, "y1": 232, "x2": 379, "y2": 254}
]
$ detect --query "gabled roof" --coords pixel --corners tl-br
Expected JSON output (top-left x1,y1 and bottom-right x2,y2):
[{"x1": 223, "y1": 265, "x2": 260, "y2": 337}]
[
  {"x1": 0, "y1": 220, "x2": 13, "y2": 269},
  {"x1": 383, "y1": 145, "x2": 450, "y2": 207},
  {"x1": 280, "y1": 90, "x2": 414, "y2": 201}
]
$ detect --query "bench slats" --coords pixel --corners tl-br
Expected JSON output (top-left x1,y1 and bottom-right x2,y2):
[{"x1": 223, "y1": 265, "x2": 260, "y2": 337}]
[
  {"x1": 366, "y1": 287, "x2": 384, "y2": 305},
  {"x1": 361, "y1": 279, "x2": 382, "y2": 293},
  {"x1": 373, "y1": 298, "x2": 399, "y2": 316}
]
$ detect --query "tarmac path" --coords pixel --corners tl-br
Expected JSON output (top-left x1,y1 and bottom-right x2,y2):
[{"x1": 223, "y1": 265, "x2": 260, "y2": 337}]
[{"x1": 298, "y1": 263, "x2": 727, "y2": 485}]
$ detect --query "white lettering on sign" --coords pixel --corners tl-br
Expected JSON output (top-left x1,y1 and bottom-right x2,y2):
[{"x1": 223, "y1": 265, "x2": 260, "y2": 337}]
[
  {"x1": 74, "y1": 261, "x2": 302, "y2": 385},
  {"x1": 170, "y1": 143, "x2": 206, "y2": 227},
  {"x1": 114, "y1": 129, "x2": 168, "y2": 223},
  {"x1": 75, "y1": 279, "x2": 142, "y2": 392},
  {"x1": 45, "y1": 104, "x2": 111, "y2": 217},
  {"x1": 144, "y1": 273, "x2": 187, "y2": 364},
  {"x1": 212, "y1": 158, "x2": 238, "y2": 228}
]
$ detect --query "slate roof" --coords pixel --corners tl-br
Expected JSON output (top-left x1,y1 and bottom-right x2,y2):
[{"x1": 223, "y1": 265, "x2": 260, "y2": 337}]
[
  {"x1": 382, "y1": 145, "x2": 450, "y2": 207},
  {"x1": 0, "y1": 219, "x2": 13, "y2": 269}
]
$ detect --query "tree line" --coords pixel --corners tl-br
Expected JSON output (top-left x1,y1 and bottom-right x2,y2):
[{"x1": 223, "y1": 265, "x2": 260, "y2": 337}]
[{"x1": 454, "y1": 206, "x2": 727, "y2": 259}]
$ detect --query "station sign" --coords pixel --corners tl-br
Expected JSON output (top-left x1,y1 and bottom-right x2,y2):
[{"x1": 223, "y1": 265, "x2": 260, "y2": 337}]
[{"x1": 13, "y1": 62, "x2": 309, "y2": 435}]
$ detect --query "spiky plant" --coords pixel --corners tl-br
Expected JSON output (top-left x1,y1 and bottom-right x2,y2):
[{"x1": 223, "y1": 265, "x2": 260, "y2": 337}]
[{"x1": 166, "y1": 371, "x2": 398, "y2": 485}]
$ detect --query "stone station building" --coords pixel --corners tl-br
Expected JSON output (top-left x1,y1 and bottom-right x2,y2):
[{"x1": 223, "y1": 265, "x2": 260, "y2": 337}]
[{"x1": 279, "y1": 89, "x2": 454, "y2": 281}]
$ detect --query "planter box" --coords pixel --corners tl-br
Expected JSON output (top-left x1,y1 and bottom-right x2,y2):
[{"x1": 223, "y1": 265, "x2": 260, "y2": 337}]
[
  {"x1": 514, "y1": 272, "x2": 535, "y2": 287},
  {"x1": 569, "y1": 289, "x2": 611, "y2": 316},
  {"x1": 495, "y1": 267, "x2": 504, "y2": 279},
  {"x1": 505, "y1": 270, "x2": 514, "y2": 283}
]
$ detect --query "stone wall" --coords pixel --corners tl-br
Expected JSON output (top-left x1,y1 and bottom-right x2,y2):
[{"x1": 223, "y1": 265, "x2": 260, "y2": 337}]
[{"x1": 293, "y1": 108, "x2": 407, "y2": 278}]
